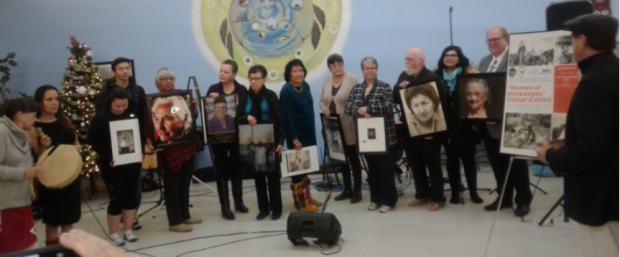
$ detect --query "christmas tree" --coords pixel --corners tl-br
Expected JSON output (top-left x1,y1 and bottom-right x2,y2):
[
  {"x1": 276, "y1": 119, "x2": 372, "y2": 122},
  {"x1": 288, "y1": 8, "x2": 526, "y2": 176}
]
[{"x1": 61, "y1": 37, "x2": 103, "y2": 176}]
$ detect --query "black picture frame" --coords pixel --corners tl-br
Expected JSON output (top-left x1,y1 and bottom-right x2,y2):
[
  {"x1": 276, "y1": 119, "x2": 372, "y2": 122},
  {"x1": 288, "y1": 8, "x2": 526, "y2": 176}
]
[
  {"x1": 398, "y1": 81, "x2": 449, "y2": 138},
  {"x1": 237, "y1": 122, "x2": 277, "y2": 173},
  {"x1": 456, "y1": 72, "x2": 507, "y2": 122},
  {"x1": 320, "y1": 114, "x2": 347, "y2": 164},
  {"x1": 146, "y1": 90, "x2": 196, "y2": 149},
  {"x1": 94, "y1": 59, "x2": 136, "y2": 85},
  {"x1": 355, "y1": 115, "x2": 388, "y2": 155},
  {"x1": 201, "y1": 94, "x2": 239, "y2": 144}
]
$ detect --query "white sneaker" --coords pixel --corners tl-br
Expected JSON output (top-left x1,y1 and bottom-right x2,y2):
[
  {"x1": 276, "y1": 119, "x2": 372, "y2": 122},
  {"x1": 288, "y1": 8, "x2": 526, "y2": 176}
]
[
  {"x1": 368, "y1": 203, "x2": 379, "y2": 211},
  {"x1": 110, "y1": 233, "x2": 125, "y2": 246},
  {"x1": 379, "y1": 205, "x2": 392, "y2": 213},
  {"x1": 124, "y1": 230, "x2": 138, "y2": 243}
]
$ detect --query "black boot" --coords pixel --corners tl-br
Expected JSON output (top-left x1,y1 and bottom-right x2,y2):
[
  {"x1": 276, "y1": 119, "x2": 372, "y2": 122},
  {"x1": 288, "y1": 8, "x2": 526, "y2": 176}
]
[
  {"x1": 232, "y1": 175, "x2": 249, "y2": 213},
  {"x1": 216, "y1": 177, "x2": 235, "y2": 220},
  {"x1": 464, "y1": 168, "x2": 483, "y2": 204}
]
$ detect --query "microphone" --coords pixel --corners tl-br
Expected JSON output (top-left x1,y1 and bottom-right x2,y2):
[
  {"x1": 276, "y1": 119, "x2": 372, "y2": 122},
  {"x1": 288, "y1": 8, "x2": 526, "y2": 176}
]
[{"x1": 35, "y1": 127, "x2": 47, "y2": 138}]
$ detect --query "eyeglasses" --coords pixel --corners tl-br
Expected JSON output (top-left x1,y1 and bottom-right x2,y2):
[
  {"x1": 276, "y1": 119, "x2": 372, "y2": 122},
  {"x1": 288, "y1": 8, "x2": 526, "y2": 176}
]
[
  {"x1": 249, "y1": 77, "x2": 264, "y2": 82},
  {"x1": 159, "y1": 77, "x2": 175, "y2": 82},
  {"x1": 404, "y1": 58, "x2": 421, "y2": 63},
  {"x1": 485, "y1": 36, "x2": 505, "y2": 44},
  {"x1": 443, "y1": 54, "x2": 458, "y2": 58}
]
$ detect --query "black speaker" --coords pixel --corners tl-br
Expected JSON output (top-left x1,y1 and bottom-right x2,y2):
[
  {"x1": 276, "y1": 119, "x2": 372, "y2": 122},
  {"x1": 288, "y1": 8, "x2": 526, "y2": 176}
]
[
  {"x1": 286, "y1": 212, "x2": 342, "y2": 246},
  {"x1": 546, "y1": 1, "x2": 593, "y2": 31}
]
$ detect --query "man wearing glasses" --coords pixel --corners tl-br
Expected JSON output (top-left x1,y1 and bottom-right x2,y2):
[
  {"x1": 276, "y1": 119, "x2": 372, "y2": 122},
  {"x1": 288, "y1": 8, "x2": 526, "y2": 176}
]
[
  {"x1": 393, "y1": 48, "x2": 450, "y2": 212},
  {"x1": 478, "y1": 27, "x2": 532, "y2": 217}
]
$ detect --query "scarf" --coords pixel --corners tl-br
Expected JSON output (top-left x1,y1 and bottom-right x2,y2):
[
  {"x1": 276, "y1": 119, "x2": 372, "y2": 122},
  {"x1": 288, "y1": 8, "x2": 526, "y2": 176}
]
[
  {"x1": 248, "y1": 86, "x2": 269, "y2": 121},
  {"x1": 442, "y1": 67, "x2": 462, "y2": 92}
]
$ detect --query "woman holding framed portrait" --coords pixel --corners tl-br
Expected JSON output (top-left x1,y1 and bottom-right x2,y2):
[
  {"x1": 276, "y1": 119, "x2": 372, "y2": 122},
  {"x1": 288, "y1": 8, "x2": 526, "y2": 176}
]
[
  {"x1": 344, "y1": 57, "x2": 398, "y2": 214},
  {"x1": 206, "y1": 60, "x2": 249, "y2": 220},
  {"x1": 236, "y1": 65, "x2": 285, "y2": 220},
  {"x1": 144, "y1": 68, "x2": 202, "y2": 233},
  {"x1": 280, "y1": 59, "x2": 322, "y2": 213},
  {"x1": 319, "y1": 54, "x2": 363, "y2": 204},
  {"x1": 88, "y1": 87, "x2": 142, "y2": 245},
  {"x1": 434, "y1": 45, "x2": 484, "y2": 205}
]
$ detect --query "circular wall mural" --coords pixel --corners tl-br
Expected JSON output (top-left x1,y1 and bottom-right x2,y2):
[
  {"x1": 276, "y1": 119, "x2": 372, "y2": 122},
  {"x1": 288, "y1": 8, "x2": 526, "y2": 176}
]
[{"x1": 192, "y1": 0, "x2": 351, "y2": 89}]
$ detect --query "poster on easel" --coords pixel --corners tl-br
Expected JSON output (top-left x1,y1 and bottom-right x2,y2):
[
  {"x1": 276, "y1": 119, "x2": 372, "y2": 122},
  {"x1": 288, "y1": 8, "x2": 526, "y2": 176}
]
[{"x1": 500, "y1": 30, "x2": 579, "y2": 157}]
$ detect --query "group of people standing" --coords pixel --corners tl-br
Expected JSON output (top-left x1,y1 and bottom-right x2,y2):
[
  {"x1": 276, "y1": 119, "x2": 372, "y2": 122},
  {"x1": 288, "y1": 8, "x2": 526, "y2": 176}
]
[{"x1": 1, "y1": 13, "x2": 617, "y2": 255}]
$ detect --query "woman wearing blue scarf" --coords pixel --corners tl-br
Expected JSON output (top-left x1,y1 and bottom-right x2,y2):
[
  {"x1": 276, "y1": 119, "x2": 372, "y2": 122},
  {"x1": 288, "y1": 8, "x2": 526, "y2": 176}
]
[{"x1": 434, "y1": 45, "x2": 483, "y2": 205}]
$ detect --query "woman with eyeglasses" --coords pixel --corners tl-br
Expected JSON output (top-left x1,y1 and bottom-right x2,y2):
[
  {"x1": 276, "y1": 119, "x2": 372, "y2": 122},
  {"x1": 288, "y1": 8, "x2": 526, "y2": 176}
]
[
  {"x1": 236, "y1": 64, "x2": 285, "y2": 220},
  {"x1": 434, "y1": 45, "x2": 483, "y2": 205},
  {"x1": 206, "y1": 59, "x2": 249, "y2": 220},
  {"x1": 280, "y1": 59, "x2": 322, "y2": 212},
  {"x1": 318, "y1": 54, "x2": 363, "y2": 204}
]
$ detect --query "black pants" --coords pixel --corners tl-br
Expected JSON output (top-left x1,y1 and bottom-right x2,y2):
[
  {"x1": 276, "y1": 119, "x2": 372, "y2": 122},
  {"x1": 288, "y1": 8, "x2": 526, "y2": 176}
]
[
  {"x1": 254, "y1": 172, "x2": 282, "y2": 213},
  {"x1": 163, "y1": 157, "x2": 194, "y2": 226},
  {"x1": 364, "y1": 147, "x2": 398, "y2": 208},
  {"x1": 481, "y1": 128, "x2": 532, "y2": 206},
  {"x1": 100, "y1": 163, "x2": 141, "y2": 216},
  {"x1": 340, "y1": 144, "x2": 363, "y2": 193},
  {"x1": 212, "y1": 143, "x2": 239, "y2": 178},
  {"x1": 405, "y1": 137, "x2": 446, "y2": 203},
  {"x1": 444, "y1": 140, "x2": 478, "y2": 195}
]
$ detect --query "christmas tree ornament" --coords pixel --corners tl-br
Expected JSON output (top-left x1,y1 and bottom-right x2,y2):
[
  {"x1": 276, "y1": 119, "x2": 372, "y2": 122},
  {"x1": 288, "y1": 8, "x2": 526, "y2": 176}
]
[{"x1": 77, "y1": 86, "x2": 87, "y2": 95}]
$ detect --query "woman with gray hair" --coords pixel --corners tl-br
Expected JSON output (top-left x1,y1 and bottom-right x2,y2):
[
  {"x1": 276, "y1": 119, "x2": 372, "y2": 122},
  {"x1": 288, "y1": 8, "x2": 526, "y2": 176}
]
[
  {"x1": 344, "y1": 57, "x2": 398, "y2": 214},
  {"x1": 465, "y1": 79, "x2": 490, "y2": 119},
  {"x1": 319, "y1": 53, "x2": 362, "y2": 204},
  {"x1": 144, "y1": 68, "x2": 202, "y2": 233}
]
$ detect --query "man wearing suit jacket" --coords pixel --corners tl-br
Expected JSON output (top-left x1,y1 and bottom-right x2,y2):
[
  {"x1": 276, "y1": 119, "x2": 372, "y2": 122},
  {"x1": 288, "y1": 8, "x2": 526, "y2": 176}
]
[
  {"x1": 536, "y1": 14, "x2": 618, "y2": 257},
  {"x1": 479, "y1": 27, "x2": 532, "y2": 217}
]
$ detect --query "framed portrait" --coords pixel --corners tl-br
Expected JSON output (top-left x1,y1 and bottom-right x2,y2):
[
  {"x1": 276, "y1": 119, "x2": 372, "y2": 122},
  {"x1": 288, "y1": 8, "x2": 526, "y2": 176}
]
[
  {"x1": 456, "y1": 73, "x2": 507, "y2": 122},
  {"x1": 146, "y1": 90, "x2": 196, "y2": 149},
  {"x1": 201, "y1": 94, "x2": 238, "y2": 144},
  {"x1": 355, "y1": 115, "x2": 388, "y2": 155},
  {"x1": 110, "y1": 119, "x2": 143, "y2": 166},
  {"x1": 399, "y1": 82, "x2": 448, "y2": 138},
  {"x1": 280, "y1": 146, "x2": 320, "y2": 178},
  {"x1": 238, "y1": 123, "x2": 277, "y2": 172},
  {"x1": 320, "y1": 114, "x2": 347, "y2": 164},
  {"x1": 94, "y1": 60, "x2": 136, "y2": 85}
]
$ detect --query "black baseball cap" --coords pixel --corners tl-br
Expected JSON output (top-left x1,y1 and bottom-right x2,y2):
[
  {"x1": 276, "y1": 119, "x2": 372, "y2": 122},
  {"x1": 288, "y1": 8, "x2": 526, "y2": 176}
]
[{"x1": 564, "y1": 14, "x2": 618, "y2": 40}]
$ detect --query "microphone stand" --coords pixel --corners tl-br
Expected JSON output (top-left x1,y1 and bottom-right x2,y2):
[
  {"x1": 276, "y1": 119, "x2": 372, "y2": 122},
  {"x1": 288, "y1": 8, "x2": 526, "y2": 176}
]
[{"x1": 449, "y1": 6, "x2": 453, "y2": 45}]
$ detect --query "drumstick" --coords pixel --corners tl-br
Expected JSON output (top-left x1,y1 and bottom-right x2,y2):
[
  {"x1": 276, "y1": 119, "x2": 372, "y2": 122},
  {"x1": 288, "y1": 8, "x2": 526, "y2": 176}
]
[{"x1": 37, "y1": 144, "x2": 60, "y2": 167}]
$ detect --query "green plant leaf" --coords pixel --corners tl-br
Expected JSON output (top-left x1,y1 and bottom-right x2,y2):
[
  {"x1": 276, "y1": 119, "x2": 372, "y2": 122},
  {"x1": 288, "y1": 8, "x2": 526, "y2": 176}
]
[
  {"x1": 8, "y1": 60, "x2": 17, "y2": 66},
  {"x1": 6, "y1": 52, "x2": 15, "y2": 59}
]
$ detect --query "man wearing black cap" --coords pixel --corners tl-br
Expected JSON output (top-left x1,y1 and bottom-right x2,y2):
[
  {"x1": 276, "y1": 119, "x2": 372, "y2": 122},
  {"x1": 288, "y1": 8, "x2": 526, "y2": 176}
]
[{"x1": 536, "y1": 14, "x2": 618, "y2": 256}]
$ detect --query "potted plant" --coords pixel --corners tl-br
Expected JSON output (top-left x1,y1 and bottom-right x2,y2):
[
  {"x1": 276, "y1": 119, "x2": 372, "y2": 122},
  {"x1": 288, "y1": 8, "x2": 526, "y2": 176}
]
[{"x1": 0, "y1": 52, "x2": 18, "y2": 104}]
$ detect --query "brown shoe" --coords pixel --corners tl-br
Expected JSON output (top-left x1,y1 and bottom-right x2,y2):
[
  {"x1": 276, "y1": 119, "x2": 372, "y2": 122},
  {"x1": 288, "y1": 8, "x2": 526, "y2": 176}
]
[
  {"x1": 169, "y1": 224, "x2": 193, "y2": 233},
  {"x1": 408, "y1": 199, "x2": 429, "y2": 207},
  {"x1": 183, "y1": 217, "x2": 202, "y2": 225}
]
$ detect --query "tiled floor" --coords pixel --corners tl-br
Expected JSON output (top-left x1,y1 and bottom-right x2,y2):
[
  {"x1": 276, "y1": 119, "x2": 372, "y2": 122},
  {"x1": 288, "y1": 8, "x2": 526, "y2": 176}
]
[{"x1": 34, "y1": 163, "x2": 581, "y2": 257}]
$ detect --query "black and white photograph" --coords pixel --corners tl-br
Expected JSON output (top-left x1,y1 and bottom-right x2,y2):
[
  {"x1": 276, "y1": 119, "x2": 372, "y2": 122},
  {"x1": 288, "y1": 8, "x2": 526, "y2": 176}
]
[
  {"x1": 356, "y1": 116, "x2": 388, "y2": 155},
  {"x1": 147, "y1": 90, "x2": 196, "y2": 149},
  {"x1": 238, "y1": 124, "x2": 276, "y2": 172},
  {"x1": 110, "y1": 119, "x2": 143, "y2": 166},
  {"x1": 399, "y1": 82, "x2": 448, "y2": 137},
  {"x1": 320, "y1": 115, "x2": 346, "y2": 163},
  {"x1": 554, "y1": 35, "x2": 576, "y2": 65},
  {"x1": 457, "y1": 73, "x2": 506, "y2": 121},
  {"x1": 202, "y1": 94, "x2": 238, "y2": 144},
  {"x1": 550, "y1": 113, "x2": 567, "y2": 140},
  {"x1": 280, "y1": 146, "x2": 320, "y2": 178},
  {"x1": 508, "y1": 37, "x2": 555, "y2": 66},
  {"x1": 502, "y1": 113, "x2": 551, "y2": 150},
  {"x1": 117, "y1": 129, "x2": 135, "y2": 155}
]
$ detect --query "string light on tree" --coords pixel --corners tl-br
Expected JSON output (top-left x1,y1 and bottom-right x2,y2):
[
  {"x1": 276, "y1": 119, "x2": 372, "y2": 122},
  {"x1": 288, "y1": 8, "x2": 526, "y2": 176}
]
[{"x1": 61, "y1": 36, "x2": 104, "y2": 177}]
